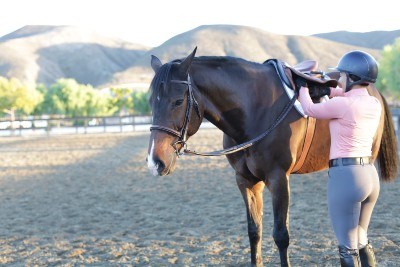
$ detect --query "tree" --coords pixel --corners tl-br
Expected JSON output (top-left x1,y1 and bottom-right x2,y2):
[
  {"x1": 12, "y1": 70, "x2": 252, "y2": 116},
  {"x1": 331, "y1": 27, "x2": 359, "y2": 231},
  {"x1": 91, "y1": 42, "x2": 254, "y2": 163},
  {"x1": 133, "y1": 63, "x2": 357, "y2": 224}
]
[
  {"x1": 107, "y1": 87, "x2": 152, "y2": 115},
  {"x1": 132, "y1": 91, "x2": 151, "y2": 115},
  {"x1": 0, "y1": 77, "x2": 43, "y2": 119},
  {"x1": 85, "y1": 88, "x2": 112, "y2": 116},
  {"x1": 376, "y1": 38, "x2": 400, "y2": 99},
  {"x1": 39, "y1": 79, "x2": 112, "y2": 117},
  {"x1": 108, "y1": 87, "x2": 134, "y2": 115}
]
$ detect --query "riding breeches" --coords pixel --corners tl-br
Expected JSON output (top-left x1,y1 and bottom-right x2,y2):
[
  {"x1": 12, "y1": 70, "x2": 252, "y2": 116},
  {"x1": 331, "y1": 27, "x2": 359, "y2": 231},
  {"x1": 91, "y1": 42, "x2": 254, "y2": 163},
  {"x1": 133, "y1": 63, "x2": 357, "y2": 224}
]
[{"x1": 327, "y1": 164, "x2": 380, "y2": 249}]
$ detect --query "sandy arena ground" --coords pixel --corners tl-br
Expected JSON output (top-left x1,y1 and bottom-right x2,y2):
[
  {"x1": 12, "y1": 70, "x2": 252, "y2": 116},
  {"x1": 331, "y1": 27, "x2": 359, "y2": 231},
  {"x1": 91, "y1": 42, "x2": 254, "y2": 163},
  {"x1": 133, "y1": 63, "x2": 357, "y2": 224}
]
[{"x1": 0, "y1": 129, "x2": 399, "y2": 266}]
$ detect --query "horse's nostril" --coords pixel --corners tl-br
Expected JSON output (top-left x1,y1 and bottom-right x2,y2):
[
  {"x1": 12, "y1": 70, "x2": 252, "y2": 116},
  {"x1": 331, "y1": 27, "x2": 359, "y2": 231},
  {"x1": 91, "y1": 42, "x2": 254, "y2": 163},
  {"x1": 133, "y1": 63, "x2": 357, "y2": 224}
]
[
  {"x1": 155, "y1": 159, "x2": 165, "y2": 172},
  {"x1": 148, "y1": 156, "x2": 165, "y2": 176}
]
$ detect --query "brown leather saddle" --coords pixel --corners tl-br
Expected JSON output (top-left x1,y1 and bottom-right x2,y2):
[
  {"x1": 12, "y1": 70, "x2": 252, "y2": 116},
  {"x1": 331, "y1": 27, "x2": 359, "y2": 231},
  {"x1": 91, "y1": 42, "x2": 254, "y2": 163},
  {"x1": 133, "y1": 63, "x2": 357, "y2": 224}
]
[
  {"x1": 264, "y1": 59, "x2": 338, "y2": 173},
  {"x1": 264, "y1": 59, "x2": 338, "y2": 91}
]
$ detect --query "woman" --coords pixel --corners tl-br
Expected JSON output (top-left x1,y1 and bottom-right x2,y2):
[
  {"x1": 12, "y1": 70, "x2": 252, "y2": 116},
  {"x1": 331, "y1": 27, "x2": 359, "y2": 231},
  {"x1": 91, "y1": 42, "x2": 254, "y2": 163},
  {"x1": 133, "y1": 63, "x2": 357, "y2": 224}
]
[{"x1": 298, "y1": 50, "x2": 380, "y2": 267}]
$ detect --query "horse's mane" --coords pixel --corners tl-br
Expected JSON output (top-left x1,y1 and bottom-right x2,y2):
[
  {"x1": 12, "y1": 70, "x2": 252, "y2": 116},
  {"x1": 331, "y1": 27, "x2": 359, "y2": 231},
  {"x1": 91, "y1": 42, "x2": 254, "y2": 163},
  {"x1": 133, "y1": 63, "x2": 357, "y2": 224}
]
[
  {"x1": 194, "y1": 56, "x2": 260, "y2": 66},
  {"x1": 149, "y1": 56, "x2": 263, "y2": 99}
]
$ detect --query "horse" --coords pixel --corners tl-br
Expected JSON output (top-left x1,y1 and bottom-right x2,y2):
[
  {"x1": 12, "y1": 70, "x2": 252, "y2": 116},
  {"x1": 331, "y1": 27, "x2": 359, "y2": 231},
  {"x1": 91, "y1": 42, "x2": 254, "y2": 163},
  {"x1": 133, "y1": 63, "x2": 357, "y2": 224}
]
[{"x1": 146, "y1": 47, "x2": 398, "y2": 266}]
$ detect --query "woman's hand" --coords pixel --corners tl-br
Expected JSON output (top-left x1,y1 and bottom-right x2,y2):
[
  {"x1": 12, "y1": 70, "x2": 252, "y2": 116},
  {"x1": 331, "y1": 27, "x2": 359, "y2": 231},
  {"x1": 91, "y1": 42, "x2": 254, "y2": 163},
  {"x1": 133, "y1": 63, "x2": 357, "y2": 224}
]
[{"x1": 309, "y1": 84, "x2": 331, "y2": 99}]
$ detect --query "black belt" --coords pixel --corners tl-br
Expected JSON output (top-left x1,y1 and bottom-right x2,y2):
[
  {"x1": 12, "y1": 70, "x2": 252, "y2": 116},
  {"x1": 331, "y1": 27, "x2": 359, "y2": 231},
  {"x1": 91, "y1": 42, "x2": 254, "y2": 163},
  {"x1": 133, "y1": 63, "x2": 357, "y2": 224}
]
[{"x1": 329, "y1": 157, "x2": 371, "y2": 168}]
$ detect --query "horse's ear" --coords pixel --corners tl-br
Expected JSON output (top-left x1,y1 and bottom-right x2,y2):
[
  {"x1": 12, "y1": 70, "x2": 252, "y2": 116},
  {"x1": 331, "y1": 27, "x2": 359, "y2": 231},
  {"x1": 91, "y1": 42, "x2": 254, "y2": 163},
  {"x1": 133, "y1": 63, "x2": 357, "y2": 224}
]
[
  {"x1": 151, "y1": 55, "x2": 162, "y2": 73},
  {"x1": 179, "y1": 47, "x2": 197, "y2": 76}
]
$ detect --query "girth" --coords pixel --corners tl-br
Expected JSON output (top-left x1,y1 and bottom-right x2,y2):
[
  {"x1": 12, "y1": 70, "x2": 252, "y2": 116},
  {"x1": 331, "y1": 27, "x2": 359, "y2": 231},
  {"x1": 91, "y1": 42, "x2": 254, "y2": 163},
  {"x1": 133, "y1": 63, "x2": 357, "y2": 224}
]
[{"x1": 291, "y1": 116, "x2": 317, "y2": 173}]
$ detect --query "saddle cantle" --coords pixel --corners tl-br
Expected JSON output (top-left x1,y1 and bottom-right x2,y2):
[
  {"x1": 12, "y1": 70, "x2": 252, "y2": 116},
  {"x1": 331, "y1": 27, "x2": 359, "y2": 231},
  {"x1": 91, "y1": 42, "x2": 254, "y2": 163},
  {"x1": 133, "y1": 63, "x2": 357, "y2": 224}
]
[{"x1": 264, "y1": 59, "x2": 338, "y2": 91}]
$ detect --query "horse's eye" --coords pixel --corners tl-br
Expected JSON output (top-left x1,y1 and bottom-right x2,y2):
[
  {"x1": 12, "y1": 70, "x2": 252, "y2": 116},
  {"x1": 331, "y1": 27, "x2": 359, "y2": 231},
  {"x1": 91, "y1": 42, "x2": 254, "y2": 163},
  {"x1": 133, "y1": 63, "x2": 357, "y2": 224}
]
[{"x1": 174, "y1": 99, "x2": 184, "y2": 107}]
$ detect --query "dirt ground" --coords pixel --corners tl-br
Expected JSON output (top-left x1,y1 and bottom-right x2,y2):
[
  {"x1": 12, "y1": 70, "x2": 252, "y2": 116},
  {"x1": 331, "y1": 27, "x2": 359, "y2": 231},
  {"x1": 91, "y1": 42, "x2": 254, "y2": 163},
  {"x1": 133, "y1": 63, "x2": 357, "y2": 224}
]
[{"x1": 0, "y1": 129, "x2": 399, "y2": 266}]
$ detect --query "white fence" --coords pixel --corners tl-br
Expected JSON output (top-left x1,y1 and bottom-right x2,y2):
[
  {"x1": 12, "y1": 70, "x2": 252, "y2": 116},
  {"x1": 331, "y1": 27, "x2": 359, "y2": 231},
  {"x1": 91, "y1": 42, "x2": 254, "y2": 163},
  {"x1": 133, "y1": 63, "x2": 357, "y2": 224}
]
[
  {"x1": 0, "y1": 115, "x2": 153, "y2": 136},
  {"x1": 1, "y1": 109, "x2": 400, "y2": 137},
  {"x1": 0, "y1": 115, "x2": 216, "y2": 137}
]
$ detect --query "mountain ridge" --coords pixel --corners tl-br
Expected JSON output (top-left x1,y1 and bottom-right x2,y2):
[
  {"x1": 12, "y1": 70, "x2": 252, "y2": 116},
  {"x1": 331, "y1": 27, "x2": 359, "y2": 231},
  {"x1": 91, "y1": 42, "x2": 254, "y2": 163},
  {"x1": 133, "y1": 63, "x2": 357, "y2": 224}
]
[
  {"x1": 0, "y1": 25, "x2": 398, "y2": 88},
  {"x1": 0, "y1": 25, "x2": 150, "y2": 87},
  {"x1": 110, "y1": 25, "x2": 384, "y2": 86},
  {"x1": 313, "y1": 30, "x2": 400, "y2": 50}
]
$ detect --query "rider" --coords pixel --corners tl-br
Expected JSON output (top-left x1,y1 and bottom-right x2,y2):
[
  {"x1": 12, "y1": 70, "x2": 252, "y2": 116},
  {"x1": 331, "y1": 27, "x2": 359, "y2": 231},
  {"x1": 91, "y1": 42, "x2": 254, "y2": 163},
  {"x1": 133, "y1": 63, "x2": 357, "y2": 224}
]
[{"x1": 297, "y1": 50, "x2": 381, "y2": 267}]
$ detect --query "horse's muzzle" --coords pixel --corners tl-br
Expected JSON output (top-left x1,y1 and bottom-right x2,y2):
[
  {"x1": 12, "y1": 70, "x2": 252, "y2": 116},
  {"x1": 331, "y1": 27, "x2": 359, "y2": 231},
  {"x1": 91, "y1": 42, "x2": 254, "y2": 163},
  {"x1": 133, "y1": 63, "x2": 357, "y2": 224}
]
[{"x1": 146, "y1": 155, "x2": 165, "y2": 176}]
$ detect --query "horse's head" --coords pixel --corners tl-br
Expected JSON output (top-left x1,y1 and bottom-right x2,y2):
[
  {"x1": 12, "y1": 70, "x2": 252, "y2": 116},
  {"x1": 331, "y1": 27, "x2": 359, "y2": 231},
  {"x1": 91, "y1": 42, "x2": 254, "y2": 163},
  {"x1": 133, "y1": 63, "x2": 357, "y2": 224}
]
[{"x1": 146, "y1": 48, "x2": 203, "y2": 176}]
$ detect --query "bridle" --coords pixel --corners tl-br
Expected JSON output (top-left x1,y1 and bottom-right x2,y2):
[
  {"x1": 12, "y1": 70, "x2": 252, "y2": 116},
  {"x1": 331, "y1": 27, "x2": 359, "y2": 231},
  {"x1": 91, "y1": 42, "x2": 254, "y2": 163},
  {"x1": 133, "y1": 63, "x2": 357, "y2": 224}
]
[
  {"x1": 150, "y1": 74, "x2": 201, "y2": 156},
  {"x1": 150, "y1": 71, "x2": 298, "y2": 157}
]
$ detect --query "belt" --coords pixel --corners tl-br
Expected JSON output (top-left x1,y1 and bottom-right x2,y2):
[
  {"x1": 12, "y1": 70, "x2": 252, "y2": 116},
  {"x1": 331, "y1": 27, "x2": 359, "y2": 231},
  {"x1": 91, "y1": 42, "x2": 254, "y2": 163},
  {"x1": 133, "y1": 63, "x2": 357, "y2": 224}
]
[{"x1": 329, "y1": 157, "x2": 371, "y2": 168}]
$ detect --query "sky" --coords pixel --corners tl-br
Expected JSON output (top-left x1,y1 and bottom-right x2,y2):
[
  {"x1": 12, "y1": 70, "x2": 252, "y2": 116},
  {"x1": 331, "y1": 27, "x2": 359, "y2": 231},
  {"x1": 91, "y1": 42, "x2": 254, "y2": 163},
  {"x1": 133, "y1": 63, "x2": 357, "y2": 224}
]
[{"x1": 2, "y1": 0, "x2": 400, "y2": 47}]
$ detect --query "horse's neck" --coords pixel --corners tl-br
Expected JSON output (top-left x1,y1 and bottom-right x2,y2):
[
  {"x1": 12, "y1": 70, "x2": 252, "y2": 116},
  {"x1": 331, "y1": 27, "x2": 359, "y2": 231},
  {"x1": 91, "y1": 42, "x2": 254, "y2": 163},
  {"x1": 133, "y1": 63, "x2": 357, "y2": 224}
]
[{"x1": 192, "y1": 62, "x2": 276, "y2": 142}]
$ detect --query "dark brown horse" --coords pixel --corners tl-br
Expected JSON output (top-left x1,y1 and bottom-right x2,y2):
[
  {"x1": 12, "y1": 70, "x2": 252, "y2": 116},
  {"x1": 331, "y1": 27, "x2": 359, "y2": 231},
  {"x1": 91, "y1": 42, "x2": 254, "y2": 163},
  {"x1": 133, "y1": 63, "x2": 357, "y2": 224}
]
[{"x1": 146, "y1": 48, "x2": 398, "y2": 266}]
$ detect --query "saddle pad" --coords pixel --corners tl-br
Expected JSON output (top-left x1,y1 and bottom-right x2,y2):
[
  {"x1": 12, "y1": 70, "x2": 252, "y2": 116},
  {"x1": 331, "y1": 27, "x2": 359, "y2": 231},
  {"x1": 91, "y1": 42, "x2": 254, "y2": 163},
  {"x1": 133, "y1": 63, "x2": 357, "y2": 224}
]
[{"x1": 275, "y1": 70, "x2": 307, "y2": 117}]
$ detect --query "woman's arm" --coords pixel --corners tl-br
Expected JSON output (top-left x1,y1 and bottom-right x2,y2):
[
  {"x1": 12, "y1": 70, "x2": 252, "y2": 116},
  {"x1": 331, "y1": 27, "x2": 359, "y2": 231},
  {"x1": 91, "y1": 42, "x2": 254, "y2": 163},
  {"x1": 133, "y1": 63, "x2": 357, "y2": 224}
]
[{"x1": 298, "y1": 86, "x2": 346, "y2": 119}]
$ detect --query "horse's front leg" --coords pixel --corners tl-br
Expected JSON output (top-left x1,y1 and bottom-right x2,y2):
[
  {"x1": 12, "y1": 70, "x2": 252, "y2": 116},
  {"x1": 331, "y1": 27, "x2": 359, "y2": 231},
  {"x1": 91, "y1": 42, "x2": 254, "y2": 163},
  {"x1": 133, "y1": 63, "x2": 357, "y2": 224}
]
[
  {"x1": 236, "y1": 172, "x2": 265, "y2": 267},
  {"x1": 268, "y1": 171, "x2": 291, "y2": 267}
]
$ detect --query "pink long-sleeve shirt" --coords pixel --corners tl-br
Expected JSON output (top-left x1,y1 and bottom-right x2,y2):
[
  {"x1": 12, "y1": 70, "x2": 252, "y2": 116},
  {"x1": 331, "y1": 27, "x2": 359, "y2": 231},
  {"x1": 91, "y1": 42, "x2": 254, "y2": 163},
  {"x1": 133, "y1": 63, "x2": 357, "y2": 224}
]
[{"x1": 298, "y1": 86, "x2": 382, "y2": 160}]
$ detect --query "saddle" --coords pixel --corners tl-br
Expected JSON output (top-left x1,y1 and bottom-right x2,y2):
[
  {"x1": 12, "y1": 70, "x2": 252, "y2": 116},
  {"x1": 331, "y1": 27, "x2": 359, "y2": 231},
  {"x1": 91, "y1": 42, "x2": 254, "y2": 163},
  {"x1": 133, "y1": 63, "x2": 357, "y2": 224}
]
[
  {"x1": 264, "y1": 59, "x2": 338, "y2": 173},
  {"x1": 264, "y1": 59, "x2": 338, "y2": 98}
]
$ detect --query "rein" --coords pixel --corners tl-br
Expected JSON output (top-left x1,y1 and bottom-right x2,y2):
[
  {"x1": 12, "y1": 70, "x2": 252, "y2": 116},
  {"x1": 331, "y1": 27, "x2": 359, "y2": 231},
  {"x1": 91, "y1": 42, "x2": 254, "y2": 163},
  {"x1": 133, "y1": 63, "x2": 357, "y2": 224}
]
[
  {"x1": 184, "y1": 92, "x2": 297, "y2": 156},
  {"x1": 150, "y1": 73, "x2": 298, "y2": 157}
]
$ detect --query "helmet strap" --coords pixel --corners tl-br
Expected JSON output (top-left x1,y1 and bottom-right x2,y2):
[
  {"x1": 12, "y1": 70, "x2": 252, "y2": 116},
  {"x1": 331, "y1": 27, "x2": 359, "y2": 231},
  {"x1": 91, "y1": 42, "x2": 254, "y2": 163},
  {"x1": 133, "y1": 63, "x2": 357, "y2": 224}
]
[{"x1": 345, "y1": 74, "x2": 367, "y2": 92}]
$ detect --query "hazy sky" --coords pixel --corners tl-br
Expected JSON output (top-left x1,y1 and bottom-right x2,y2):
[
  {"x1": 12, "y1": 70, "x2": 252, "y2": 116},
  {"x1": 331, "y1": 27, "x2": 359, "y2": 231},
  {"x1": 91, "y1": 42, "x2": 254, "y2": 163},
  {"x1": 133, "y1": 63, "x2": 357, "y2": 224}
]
[{"x1": 2, "y1": 0, "x2": 399, "y2": 47}]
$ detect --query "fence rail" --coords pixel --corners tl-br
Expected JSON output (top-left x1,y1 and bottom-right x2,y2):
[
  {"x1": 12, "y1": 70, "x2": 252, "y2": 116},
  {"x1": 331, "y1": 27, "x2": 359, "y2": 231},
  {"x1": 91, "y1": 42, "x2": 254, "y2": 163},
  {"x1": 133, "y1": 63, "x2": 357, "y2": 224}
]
[
  {"x1": 0, "y1": 115, "x2": 153, "y2": 136},
  {"x1": 1, "y1": 108, "x2": 400, "y2": 137}
]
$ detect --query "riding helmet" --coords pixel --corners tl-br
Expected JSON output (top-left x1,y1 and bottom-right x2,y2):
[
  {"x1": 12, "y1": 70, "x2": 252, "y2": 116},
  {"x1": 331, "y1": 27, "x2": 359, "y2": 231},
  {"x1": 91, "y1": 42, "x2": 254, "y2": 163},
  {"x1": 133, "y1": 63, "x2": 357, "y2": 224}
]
[{"x1": 330, "y1": 50, "x2": 378, "y2": 83}]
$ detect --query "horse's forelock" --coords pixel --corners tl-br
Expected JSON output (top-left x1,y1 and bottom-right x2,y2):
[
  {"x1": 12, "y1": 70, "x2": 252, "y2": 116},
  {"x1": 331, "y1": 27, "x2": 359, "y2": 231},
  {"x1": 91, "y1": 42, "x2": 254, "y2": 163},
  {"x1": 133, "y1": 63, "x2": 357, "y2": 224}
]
[
  {"x1": 150, "y1": 63, "x2": 172, "y2": 98},
  {"x1": 150, "y1": 60, "x2": 185, "y2": 98}
]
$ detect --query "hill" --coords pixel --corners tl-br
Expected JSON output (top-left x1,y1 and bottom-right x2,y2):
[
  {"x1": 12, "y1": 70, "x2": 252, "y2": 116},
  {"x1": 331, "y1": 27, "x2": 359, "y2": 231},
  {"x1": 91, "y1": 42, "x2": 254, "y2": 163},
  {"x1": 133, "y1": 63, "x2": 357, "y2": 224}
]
[
  {"x1": 313, "y1": 30, "x2": 400, "y2": 50},
  {"x1": 112, "y1": 25, "x2": 380, "y2": 85},
  {"x1": 0, "y1": 24, "x2": 394, "y2": 87},
  {"x1": 0, "y1": 25, "x2": 150, "y2": 87}
]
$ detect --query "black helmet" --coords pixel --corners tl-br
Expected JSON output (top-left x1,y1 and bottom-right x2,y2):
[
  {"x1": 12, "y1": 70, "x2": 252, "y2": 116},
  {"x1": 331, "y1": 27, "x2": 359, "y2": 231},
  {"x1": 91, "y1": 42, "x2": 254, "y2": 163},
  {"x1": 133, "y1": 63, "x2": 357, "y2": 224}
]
[{"x1": 331, "y1": 50, "x2": 378, "y2": 84}]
